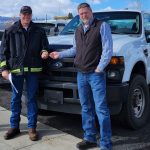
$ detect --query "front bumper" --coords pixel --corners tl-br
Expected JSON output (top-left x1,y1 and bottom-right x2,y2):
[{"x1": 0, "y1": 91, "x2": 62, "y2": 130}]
[
  {"x1": 107, "y1": 82, "x2": 129, "y2": 115},
  {"x1": 37, "y1": 80, "x2": 129, "y2": 115}
]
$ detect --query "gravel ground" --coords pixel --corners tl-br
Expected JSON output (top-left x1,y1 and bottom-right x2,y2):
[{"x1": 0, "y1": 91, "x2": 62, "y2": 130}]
[{"x1": 0, "y1": 86, "x2": 150, "y2": 150}]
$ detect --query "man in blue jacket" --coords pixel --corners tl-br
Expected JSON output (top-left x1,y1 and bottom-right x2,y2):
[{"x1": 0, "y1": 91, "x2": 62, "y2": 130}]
[
  {"x1": 0, "y1": 6, "x2": 49, "y2": 141},
  {"x1": 50, "y1": 2, "x2": 113, "y2": 150}
]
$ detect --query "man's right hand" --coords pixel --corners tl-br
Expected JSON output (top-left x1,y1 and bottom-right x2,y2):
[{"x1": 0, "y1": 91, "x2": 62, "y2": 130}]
[
  {"x1": 2, "y1": 70, "x2": 9, "y2": 80},
  {"x1": 49, "y1": 52, "x2": 59, "y2": 59}
]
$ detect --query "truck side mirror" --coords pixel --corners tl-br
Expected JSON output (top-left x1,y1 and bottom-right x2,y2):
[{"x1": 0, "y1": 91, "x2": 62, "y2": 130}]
[
  {"x1": 0, "y1": 31, "x2": 4, "y2": 41},
  {"x1": 54, "y1": 26, "x2": 59, "y2": 32}
]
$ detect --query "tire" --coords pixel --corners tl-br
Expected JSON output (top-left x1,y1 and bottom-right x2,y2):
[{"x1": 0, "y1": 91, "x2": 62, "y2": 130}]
[{"x1": 121, "y1": 74, "x2": 150, "y2": 129}]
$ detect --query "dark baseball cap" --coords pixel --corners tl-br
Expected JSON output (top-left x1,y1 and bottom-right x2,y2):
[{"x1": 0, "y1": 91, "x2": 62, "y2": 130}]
[{"x1": 20, "y1": 6, "x2": 32, "y2": 14}]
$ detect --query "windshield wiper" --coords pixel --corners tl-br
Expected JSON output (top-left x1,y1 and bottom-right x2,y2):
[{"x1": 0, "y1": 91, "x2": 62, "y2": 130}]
[
  {"x1": 62, "y1": 30, "x2": 74, "y2": 34},
  {"x1": 111, "y1": 31, "x2": 119, "y2": 34},
  {"x1": 97, "y1": 16, "x2": 110, "y2": 21}
]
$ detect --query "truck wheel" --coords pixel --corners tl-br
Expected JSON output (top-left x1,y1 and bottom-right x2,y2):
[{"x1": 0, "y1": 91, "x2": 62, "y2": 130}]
[{"x1": 122, "y1": 74, "x2": 150, "y2": 129}]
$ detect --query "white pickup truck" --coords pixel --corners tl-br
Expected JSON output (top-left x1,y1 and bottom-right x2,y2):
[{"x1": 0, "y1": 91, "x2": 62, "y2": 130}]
[{"x1": 38, "y1": 10, "x2": 150, "y2": 129}]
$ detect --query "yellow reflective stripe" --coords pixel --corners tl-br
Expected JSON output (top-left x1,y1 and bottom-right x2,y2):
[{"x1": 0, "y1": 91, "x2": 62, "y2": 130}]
[
  {"x1": 11, "y1": 69, "x2": 21, "y2": 73},
  {"x1": 0, "y1": 61, "x2": 6, "y2": 67},
  {"x1": 31, "y1": 68, "x2": 42, "y2": 72},
  {"x1": 11, "y1": 67, "x2": 42, "y2": 73},
  {"x1": 24, "y1": 67, "x2": 28, "y2": 72}
]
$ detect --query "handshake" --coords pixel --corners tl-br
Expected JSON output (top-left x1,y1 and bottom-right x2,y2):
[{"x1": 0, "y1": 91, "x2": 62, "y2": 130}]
[{"x1": 41, "y1": 51, "x2": 59, "y2": 60}]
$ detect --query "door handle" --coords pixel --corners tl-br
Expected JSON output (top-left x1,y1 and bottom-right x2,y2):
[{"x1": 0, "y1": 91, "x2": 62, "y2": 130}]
[{"x1": 143, "y1": 49, "x2": 148, "y2": 57}]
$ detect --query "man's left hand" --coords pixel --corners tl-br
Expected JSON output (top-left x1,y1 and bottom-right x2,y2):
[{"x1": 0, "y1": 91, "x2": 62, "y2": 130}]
[{"x1": 95, "y1": 67, "x2": 101, "y2": 73}]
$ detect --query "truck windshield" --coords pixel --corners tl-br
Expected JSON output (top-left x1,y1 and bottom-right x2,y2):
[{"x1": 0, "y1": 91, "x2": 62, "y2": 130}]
[{"x1": 60, "y1": 11, "x2": 141, "y2": 35}]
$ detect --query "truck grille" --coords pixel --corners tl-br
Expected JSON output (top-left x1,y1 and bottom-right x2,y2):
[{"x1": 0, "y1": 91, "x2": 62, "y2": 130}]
[
  {"x1": 47, "y1": 45, "x2": 77, "y2": 82},
  {"x1": 47, "y1": 57, "x2": 77, "y2": 82}
]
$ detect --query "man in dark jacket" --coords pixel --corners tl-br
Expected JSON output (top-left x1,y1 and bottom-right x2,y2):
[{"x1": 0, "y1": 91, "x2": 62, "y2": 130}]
[{"x1": 0, "y1": 6, "x2": 49, "y2": 141}]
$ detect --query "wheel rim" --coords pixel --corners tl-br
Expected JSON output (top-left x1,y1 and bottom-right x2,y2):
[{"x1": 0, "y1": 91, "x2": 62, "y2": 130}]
[{"x1": 132, "y1": 86, "x2": 145, "y2": 118}]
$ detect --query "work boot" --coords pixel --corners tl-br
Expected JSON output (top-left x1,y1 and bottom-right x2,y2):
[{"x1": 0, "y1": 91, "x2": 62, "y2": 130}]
[
  {"x1": 76, "y1": 140, "x2": 97, "y2": 149},
  {"x1": 28, "y1": 128, "x2": 38, "y2": 141},
  {"x1": 4, "y1": 128, "x2": 20, "y2": 140}
]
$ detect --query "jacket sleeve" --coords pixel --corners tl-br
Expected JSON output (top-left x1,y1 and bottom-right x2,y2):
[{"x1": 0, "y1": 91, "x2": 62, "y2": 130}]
[
  {"x1": 40, "y1": 29, "x2": 49, "y2": 54},
  {"x1": 0, "y1": 30, "x2": 10, "y2": 71}
]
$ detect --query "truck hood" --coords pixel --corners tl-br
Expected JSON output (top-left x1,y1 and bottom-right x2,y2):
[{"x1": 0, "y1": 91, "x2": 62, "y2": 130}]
[
  {"x1": 48, "y1": 35, "x2": 74, "y2": 45},
  {"x1": 48, "y1": 34, "x2": 141, "y2": 54},
  {"x1": 112, "y1": 34, "x2": 141, "y2": 55}
]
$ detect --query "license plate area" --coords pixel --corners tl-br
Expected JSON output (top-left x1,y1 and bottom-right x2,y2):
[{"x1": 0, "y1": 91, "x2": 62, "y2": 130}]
[{"x1": 44, "y1": 90, "x2": 63, "y2": 104}]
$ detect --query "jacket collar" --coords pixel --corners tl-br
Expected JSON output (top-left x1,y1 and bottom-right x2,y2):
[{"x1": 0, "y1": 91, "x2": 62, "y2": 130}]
[{"x1": 12, "y1": 20, "x2": 34, "y2": 33}]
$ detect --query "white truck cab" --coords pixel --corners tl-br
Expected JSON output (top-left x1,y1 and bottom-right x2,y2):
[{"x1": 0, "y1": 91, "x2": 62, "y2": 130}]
[{"x1": 38, "y1": 10, "x2": 150, "y2": 129}]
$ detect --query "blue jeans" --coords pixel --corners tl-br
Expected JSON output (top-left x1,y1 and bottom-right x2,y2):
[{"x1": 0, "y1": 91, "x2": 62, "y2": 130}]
[
  {"x1": 10, "y1": 73, "x2": 39, "y2": 129},
  {"x1": 77, "y1": 71, "x2": 112, "y2": 149}
]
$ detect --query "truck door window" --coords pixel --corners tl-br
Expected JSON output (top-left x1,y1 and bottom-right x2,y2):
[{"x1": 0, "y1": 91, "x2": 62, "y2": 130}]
[{"x1": 144, "y1": 13, "x2": 150, "y2": 43}]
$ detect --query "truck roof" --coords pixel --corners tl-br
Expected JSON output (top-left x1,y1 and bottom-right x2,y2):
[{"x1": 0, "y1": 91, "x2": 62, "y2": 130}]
[{"x1": 93, "y1": 9, "x2": 150, "y2": 14}]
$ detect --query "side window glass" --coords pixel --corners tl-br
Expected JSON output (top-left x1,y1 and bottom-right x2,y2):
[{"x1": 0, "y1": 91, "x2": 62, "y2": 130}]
[{"x1": 144, "y1": 14, "x2": 150, "y2": 43}]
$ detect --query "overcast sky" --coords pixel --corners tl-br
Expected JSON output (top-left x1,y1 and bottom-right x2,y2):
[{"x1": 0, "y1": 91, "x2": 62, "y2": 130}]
[{"x1": 0, "y1": 0, "x2": 149, "y2": 19}]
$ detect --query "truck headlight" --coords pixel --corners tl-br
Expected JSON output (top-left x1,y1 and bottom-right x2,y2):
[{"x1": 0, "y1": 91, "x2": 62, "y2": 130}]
[
  {"x1": 106, "y1": 56, "x2": 124, "y2": 82},
  {"x1": 107, "y1": 70, "x2": 121, "y2": 80}
]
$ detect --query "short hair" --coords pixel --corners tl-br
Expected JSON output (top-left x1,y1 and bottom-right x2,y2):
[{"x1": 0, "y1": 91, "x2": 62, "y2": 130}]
[{"x1": 77, "y1": 3, "x2": 92, "y2": 11}]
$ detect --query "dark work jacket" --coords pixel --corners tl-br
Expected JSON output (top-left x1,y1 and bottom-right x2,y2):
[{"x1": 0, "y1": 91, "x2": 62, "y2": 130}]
[
  {"x1": 0, "y1": 20, "x2": 49, "y2": 74},
  {"x1": 74, "y1": 19, "x2": 102, "y2": 72}
]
